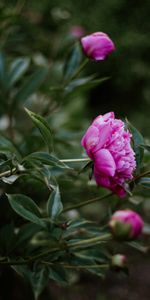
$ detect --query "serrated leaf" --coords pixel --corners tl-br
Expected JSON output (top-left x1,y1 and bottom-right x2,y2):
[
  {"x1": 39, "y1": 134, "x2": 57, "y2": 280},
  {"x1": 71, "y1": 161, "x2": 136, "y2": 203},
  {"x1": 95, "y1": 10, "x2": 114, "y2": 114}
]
[
  {"x1": 7, "y1": 57, "x2": 30, "y2": 88},
  {"x1": 47, "y1": 186, "x2": 63, "y2": 221},
  {"x1": 7, "y1": 194, "x2": 45, "y2": 227},
  {"x1": 13, "y1": 67, "x2": 48, "y2": 106},
  {"x1": 25, "y1": 109, "x2": 52, "y2": 152},
  {"x1": 63, "y1": 43, "x2": 82, "y2": 79}
]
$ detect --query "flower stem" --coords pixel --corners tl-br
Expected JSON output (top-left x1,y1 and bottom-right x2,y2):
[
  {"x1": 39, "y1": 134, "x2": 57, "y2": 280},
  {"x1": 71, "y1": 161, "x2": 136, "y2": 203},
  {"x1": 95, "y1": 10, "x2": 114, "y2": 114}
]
[
  {"x1": 42, "y1": 260, "x2": 109, "y2": 270},
  {"x1": 0, "y1": 168, "x2": 16, "y2": 178},
  {"x1": 0, "y1": 233, "x2": 111, "y2": 266},
  {"x1": 134, "y1": 170, "x2": 150, "y2": 181},
  {"x1": 69, "y1": 233, "x2": 112, "y2": 249},
  {"x1": 60, "y1": 158, "x2": 90, "y2": 163},
  {"x1": 69, "y1": 58, "x2": 89, "y2": 81},
  {"x1": 63, "y1": 192, "x2": 113, "y2": 212}
]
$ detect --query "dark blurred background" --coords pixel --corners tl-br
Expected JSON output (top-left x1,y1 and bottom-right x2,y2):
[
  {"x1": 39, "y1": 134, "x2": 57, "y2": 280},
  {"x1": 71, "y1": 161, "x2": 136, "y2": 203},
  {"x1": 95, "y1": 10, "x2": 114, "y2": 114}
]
[{"x1": 1, "y1": 0, "x2": 150, "y2": 134}]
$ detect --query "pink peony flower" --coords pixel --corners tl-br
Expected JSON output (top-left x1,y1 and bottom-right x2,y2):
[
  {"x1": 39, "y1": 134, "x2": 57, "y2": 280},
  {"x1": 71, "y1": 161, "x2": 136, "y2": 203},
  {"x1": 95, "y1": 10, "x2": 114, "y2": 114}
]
[
  {"x1": 81, "y1": 112, "x2": 136, "y2": 197},
  {"x1": 69, "y1": 25, "x2": 85, "y2": 39},
  {"x1": 81, "y1": 32, "x2": 115, "y2": 60},
  {"x1": 109, "y1": 210, "x2": 144, "y2": 239}
]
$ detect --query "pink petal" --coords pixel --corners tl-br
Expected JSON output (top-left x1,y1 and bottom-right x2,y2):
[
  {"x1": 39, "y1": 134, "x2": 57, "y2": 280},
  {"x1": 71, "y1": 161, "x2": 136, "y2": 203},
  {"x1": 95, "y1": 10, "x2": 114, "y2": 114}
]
[
  {"x1": 81, "y1": 125, "x2": 100, "y2": 158},
  {"x1": 94, "y1": 149, "x2": 116, "y2": 176}
]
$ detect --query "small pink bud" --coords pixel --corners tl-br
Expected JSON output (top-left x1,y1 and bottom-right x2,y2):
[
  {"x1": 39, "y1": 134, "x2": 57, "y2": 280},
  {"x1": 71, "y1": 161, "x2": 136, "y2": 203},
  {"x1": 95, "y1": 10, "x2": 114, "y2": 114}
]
[
  {"x1": 109, "y1": 210, "x2": 144, "y2": 240},
  {"x1": 81, "y1": 32, "x2": 115, "y2": 61},
  {"x1": 111, "y1": 254, "x2": 127, "y2": 269},
  {"x1": 69, "y1": 25, "x2": 85, "y2": 39}
]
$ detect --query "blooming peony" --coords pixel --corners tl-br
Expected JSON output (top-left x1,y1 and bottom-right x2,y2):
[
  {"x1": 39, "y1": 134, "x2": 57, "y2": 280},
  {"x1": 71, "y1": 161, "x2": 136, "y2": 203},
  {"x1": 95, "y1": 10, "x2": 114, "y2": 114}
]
[
  {"x1": 81, "y1": 32, "x2": 115, "y2": 61},
  {"x1": 81, "y1": 112, "x2": 136, "y2": 197},
  {"x1": 109, "y1": 210, "x2": 144, "y2": 239}
]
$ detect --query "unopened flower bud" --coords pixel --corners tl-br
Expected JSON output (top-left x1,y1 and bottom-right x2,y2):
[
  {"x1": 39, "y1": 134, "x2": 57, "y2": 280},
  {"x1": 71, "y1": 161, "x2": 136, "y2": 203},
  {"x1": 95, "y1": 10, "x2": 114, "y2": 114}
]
[
  {"x1": 81, "y1": 32, "x2": 115, "y2": 61},
  {"x1": 111, "y1": 254, "x2": 127, "y2": 269},
  {"x1": 109, "y1": 210, "x2": 144, "y2": 240}
]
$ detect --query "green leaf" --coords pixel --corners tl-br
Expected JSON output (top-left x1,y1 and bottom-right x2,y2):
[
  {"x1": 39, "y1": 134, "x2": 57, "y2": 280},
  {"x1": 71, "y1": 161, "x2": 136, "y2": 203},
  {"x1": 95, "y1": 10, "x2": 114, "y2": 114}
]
[
  {"x1": 63, "y1": 43, "x2": 82, "y2": 79},
  {"x1": 23, "y1": 151, "x2": 69, "y2": 169},
  {"x1": 140, "y1": 144, "x2": 150, "y2": 152},
  {"x1": 65, "y1": 76, "x2": 108, "y2": 94},
  {"x1": 47, "y1": 186, "x2": 63, "y2": 221},
  {"x1": 12, "y1": 265, "x2": 49, "y2": 300},
  {"x1": 31, "y1": 267, "x2": 49, "y2": 300},
  {"x1": 0, "y1": 223, "x2": 15, "y2": 253},
  {"x1": 13, "y1": 67, "x2": 48, "y2": 106},
  {"x1": 7, "y1": 57, "x2": 30, "y2": 88},
  {"x1": 78, "y1": 160, "x2": 93, "y2": 174},
  {"x1": 7, "y1": 194, "x2": 45, "y2": 227},
  {"x1": 0, "y1": 52, "x2": 6, "y2": 85},
  {"x1": 25, "y1": 109, "x2": 52, "y2": 152},
  {"x1": 0, "y1": 135, "x2": 21, "y2": 160},
  {"x1": 48, "y1": 265, "x2": 68, "y2": 285},
  {"x1": 138, "y1": 177, "x2": 150, "y2": 189},
  {"x1": 15, "y1": 223, "x2": 42, "y2": 249},
  {"x1": 128, "y1": 241, "x2": 148, "y2": 253},
  {"x1": 126, "y1": 120, "x2": 144, "y2": 171}
]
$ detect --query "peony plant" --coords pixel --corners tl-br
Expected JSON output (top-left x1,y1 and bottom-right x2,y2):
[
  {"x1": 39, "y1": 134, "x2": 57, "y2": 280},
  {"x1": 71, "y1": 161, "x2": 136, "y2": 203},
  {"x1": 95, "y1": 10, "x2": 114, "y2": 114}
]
[{"x1": 0, "y1": 30, "x2": 149, "y2": 300}]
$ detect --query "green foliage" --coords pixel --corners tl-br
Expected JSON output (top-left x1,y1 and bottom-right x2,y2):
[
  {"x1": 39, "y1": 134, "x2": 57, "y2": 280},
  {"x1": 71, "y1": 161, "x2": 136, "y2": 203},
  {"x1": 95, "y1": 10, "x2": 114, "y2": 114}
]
[
  {"x1": 7, "y1": 194, "x2": 46, "y2": 227},
  {"x1": 63, "y1": 43, "x2": 82, "y2": 79},
  {"x1": 126, "y1": 119, "x2": 145, "y2": 172},
  {"x1": 0, "y1": 2, "x2": 149, "y2": 299},
  {"x1": 14, "y1": 68, "x2": 48, "y2": 107},
  {"x1": 47, "y1": 186, "x2": 63, "y2": 221},
  {"x1": 25, "y1": 108, "x2": 53, "y2": 152}
]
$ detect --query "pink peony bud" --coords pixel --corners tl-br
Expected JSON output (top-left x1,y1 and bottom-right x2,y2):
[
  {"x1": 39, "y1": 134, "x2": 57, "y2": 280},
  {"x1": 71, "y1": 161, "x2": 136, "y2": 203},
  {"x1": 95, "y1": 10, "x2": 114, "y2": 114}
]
[
  {"x1": 69, "y1": 25, "x2": 85, "y2": 39},
  {"x1": 109, "y1": 210, "x2": 144, "y2": 239},
  {"x1": 81, "y1": 112, "x2": 136, "y2": 197},
  {"x1": 81, "y1": 32, "x2": 115, "y2": 60},
  {"x1": 111, "y1": 254, "x2": 127, "y2": 269}
]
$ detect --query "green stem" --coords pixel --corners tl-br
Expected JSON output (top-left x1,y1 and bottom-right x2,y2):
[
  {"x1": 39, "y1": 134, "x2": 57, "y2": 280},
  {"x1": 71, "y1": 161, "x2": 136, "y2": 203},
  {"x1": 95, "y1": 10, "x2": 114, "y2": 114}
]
[
  {"x1": 134, "y1": 170, "x2": 150, "y2": 181},
  {"x1": 69, "y1": 233, "x2": 111, "y2": 249},
  {"x1": 42, "y1": 260, "x2": 109, "y2": 270},
  {"x1": 0, "y1": 233, "x2": 111, "y2": 266},
  {"x1": 0, "y1": 168, "x2": 16, "y2": 178},
  {"x1": 69, "y1": 58, "x2": 89, "y2": 82},
  {"x1": 63, "y1": 192, "x2": 113, "y2": 212},
  {"x1": 60, "y1": 158, "x2": 90, "y2": 163}
]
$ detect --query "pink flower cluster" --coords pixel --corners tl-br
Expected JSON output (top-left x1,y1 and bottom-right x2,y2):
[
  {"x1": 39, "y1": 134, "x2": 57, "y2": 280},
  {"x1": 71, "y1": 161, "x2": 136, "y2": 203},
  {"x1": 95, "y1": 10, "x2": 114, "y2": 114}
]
[
  {"x1": 81, "y1": 32, "x2": 115, "y2": 61},
  {"x1": 109, "y1": 210, "x2": 144, "y2": 239},
  {"x1": 81, "y1": 112, "x2": 136, "y2": 197}
]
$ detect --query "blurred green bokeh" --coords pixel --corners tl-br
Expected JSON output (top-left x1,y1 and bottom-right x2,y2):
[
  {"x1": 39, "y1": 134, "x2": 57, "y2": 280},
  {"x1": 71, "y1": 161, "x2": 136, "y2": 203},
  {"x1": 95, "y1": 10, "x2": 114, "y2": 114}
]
[{"x1": 1, "y1": 0, "x2": 150, "y2": 135}]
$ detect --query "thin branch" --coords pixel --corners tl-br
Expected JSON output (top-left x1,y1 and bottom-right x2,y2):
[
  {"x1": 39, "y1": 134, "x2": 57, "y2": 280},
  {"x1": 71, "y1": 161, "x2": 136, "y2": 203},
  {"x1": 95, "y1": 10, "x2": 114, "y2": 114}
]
[{"x1": 63, "y1": 192, "x2": 113, "y2": 212}]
